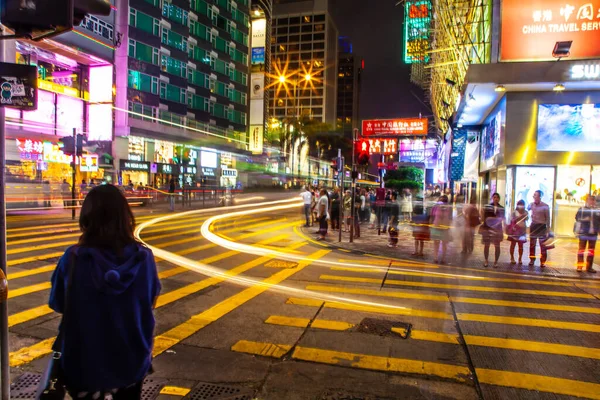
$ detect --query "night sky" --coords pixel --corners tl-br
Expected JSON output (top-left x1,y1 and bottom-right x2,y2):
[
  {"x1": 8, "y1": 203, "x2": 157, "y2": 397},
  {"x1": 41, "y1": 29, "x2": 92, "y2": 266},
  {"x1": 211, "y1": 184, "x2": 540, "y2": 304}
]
[{"x1": 330, "y1": 0, "x2": 430, "y2": 120}]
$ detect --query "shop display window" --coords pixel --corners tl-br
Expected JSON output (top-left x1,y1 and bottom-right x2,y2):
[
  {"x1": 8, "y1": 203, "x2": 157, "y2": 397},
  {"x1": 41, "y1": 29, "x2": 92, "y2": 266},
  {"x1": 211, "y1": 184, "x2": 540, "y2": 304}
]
[{"x1": 514, "y1": 166, "x2": 555, "y2": 227}]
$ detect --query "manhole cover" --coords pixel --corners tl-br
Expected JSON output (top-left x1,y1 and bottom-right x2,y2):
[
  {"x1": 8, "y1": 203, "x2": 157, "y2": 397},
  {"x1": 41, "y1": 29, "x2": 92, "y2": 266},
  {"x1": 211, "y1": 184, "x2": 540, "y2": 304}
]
[
  {"x1": 264, "y1": 260, "x2": 298, "y2": 268},
  {"x1": 10, "y1": 373, "x2": 41, "y2": 399},
  {"x1": 355, "y1": 318, "x2": 412, "y2": 338},
  {"x1": 141, "y1": 377, "x2": 168, "y2": 400},
  {"x1": 185, "y1": 382, "x2": 254, "y2": 400}
]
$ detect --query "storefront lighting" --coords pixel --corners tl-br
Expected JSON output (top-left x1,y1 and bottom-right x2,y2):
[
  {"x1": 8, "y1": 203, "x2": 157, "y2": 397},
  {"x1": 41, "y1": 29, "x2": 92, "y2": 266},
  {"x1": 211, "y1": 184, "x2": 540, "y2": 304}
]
[
  {"x1": 495, "y1": 85, "x2": 506, "y2": 92},
  {"x1": 467, "y1": 94, "x2": 476, "y2": 105},
  {"x1": 457, "y1": 124, "x2": 463, "y2": 128},
  {"x1": 553, "y1": 83, "x2": 566, "y2": 92},
  {"x1": 254, "y1": 9, "x2": 260, "y2": 16},
  {"x1": 552, "y1": 41, "x2": 572, "y2": 59}
]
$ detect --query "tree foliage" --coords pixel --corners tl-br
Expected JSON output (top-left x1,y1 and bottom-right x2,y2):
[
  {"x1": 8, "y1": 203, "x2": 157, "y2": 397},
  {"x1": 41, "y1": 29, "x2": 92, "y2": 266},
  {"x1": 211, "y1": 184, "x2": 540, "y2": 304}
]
[{"x1": 384, "y1": 166, "x2": 424, "y2": 192}]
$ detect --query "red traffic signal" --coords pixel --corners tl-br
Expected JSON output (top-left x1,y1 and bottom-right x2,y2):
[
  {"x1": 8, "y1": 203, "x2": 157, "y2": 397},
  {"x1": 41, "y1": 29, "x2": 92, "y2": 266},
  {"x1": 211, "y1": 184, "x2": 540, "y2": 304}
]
[{"x1": 357, "y1": 140, "x2": 370, "y2": 166}]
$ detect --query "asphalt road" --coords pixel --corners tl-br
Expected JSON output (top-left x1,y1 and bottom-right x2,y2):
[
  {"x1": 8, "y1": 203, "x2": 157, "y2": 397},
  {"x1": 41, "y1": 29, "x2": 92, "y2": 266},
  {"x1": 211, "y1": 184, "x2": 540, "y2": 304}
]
[{"x1": 4, "y1": 193, "x2": 600, "y2": 400}]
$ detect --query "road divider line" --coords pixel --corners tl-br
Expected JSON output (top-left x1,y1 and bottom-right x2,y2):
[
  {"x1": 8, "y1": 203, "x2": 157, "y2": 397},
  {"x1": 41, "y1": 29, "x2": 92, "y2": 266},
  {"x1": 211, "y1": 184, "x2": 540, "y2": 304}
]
[
  {"x1": 7, "y1": 265, "x2": 55, "y2": 280},
  {"x1": 152, "y1": 249, "x2": 330, "y2": 357},
  {"x1": 476, "y1": 369, "x2": 600, "y2": 400},
  {"x1": 319, "y1": 274, "x2": 595, "y2": 299},
  {"x1": 231, "y1": 340, "x2": 292, "y2": 358},
  {"x1": 305, "y1": 284, "x2": 600, "y2": 314}
]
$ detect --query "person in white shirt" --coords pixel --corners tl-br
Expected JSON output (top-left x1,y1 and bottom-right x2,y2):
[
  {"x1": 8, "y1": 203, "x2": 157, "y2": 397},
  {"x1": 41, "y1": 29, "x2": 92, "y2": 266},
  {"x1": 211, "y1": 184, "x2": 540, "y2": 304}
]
[
  {"x1": 300, "y1": 187, "x2": 312, "y2": 227},
  {"x1": 316, "y1": 188, "x2": 329, "y2": 240}
]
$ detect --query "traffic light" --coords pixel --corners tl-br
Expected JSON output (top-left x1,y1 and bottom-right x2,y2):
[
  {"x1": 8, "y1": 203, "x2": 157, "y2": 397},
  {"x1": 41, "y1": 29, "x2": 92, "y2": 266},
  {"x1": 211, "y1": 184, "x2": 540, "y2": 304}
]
[
  {"x1": 357, "y1": 140, "x2": 370, "y2": 166},
  {"x1": 59, "y1": 134, "x2": 86, "y2": 156},
  {"x1": 331, "y1": 158, "x2": 339, "y2": 172},
  {"x1": 0, "y1": 0, "x2": 111, "y2": 40}
]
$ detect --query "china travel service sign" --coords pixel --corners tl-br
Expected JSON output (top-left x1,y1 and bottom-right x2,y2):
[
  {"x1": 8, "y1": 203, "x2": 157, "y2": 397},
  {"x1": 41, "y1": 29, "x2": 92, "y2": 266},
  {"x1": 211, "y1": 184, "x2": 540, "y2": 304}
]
[
  {"x1": 501, "y1": 0, "x2": 600, "y2": 61},
  {"x1": 362, "y1": 118, "x2": 428, "y2": 137}
]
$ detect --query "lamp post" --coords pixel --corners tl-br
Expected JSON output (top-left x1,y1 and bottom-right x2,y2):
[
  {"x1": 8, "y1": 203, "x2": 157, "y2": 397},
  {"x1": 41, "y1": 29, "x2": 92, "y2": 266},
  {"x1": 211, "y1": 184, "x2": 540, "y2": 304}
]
[{"x1": 277, "y1": 72, "x2": 312, "y2": 184}]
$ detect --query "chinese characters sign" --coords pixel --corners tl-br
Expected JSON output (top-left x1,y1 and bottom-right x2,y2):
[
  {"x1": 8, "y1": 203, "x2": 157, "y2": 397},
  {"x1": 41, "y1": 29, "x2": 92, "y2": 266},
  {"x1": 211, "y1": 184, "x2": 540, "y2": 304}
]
[
  {"x1": 362, "y1": 118, "x2": 428, "y2": 137},
  {"x1": 501, "y1": 0, "x2": 600, "y2": 61},
  {"x1": 404, "y1": 0, "x2": 432, "y2": 64},
  {"x1": 368, "y1": 139, "x2": 398, "y2": 155}
]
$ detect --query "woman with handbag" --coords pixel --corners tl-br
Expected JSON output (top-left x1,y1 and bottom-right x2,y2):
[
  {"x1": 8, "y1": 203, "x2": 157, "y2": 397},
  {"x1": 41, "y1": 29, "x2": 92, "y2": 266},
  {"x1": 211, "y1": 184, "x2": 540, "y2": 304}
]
[
  {"x1": 575, "y1": 195, "x2": 599, "y2": 273},
  {"x1": 507, "y1": 200, "x2": 528, "y2": 265},
  {"x1": 45, "y1": 184, "x2": 161, "y2": 400},
  {"x1": 480, "y1": 193, "x2": 505, "y2": 268}
]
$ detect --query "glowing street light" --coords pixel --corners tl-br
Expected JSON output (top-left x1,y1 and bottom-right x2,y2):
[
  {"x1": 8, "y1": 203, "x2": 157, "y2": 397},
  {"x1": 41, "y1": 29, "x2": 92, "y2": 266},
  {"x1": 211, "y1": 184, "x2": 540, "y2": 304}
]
[
  {"x1": 304, "y1": 74, "x2": 312, "y2": 81},
  {"x1": 279, "y1": 75, "x2": 286, "y2": 84}
]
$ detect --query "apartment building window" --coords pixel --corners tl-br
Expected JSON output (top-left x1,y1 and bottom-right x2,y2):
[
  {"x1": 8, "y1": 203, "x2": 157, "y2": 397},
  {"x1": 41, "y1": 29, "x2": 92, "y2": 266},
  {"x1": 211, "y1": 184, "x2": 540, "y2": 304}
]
[
  {"x1": 290, "y1": 17, "x2": 300, "y2": 24},
  {"x1": 161, "y1": 54, "x2": 187, "y2": 77},
  {"x1": 130, "y1": 8, "x2": 160, "y2": 36},
  {"x1": 128, "y1": 70, "x2": 159, "y2": 95},
  {"x1": 80, "y1": 15, "x2": 114, "y2": 40},
  {"x1": 161, "y1": 27, "x2": 187, "y2": 52},
  {"x1": 160, "y1": 82, "x2": 187, "y2": 103},
  {"x1": 144, "y1": 0, "x2": 161, "y2": 7},
  {"x1": 129, "y1": 39, "x2": 160, "y2": 65}
]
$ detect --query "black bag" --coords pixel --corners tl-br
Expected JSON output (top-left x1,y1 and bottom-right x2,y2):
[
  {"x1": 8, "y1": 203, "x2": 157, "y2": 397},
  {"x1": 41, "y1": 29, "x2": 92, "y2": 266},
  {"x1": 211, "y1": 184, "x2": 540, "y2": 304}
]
[{"x1": 36, "y1": 248, "x2": 77, "y2": 400}]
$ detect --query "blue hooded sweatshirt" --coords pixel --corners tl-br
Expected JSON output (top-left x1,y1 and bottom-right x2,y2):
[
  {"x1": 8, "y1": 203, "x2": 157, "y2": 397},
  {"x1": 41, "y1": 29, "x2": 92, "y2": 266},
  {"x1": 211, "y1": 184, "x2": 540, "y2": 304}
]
[{"x1": 49, "y1": 244, "x2": 161, "y2": 391}]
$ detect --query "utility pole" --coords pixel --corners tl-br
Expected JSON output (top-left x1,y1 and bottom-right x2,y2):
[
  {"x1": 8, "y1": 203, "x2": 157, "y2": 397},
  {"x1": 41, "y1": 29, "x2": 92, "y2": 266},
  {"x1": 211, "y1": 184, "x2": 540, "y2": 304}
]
[
  {"x1": 0, "y1": 37, "x2": 10, "y2": 400},
  {"x1": 72, "y1": 128, "x2": 77, "y2": 220},
  {"x1": 350, "y1": 128, "x2": 358, "y2": 243},
  {"x1": 338, "y1": 149, "x2": 344, "y2": 243}
]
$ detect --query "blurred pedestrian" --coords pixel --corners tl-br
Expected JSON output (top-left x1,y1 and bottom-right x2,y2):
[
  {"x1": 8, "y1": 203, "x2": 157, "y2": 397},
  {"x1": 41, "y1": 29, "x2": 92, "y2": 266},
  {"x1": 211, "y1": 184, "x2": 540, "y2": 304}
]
[
  {"x1": 61, "y1": 179, "x2": 71, "y2": 208},
  {"x1": 430, "y1": 195, "x2": 452, "y2": 264},
  {"x1": 575, "y1": 195, "x2": 599, "y2": 273},
  {"x1": 481, "y1": 193, "x2": 505, "y2": 268},
  {"x1": 353, "y1": 188, "x2": 362, "y2": 238},
  {"x1": 369, "y1": 189, "x2": 376, "y2": 228},
  {"x1": 528, "y1": 190, "x2": 551, "y2": 268},
  {"x1": 330, "y1": 187, "x2": 341, "y2": 230},
  {"x1": 343, "y1": 190, "x2": 352, "y2": 232},
  {"x1": 401, "y1": 189, "x2": 413, "y2": 222},
  {"x1": 381, "y1": 190, "x2": 391, "y2": 231},
  {"x1": 311, "y1": 190, "x2": 318, "y2": 226},
  {"x1": 168, "y1": 177, "x2": 176, "y2": 211},
  {"x1": 359, "y1": 189, "x2": 367, "y2": 222},
  {"x1": 316, "y1": 188, "x2": 329, "y2": 240},
  {"x1": 388, "y1": 191, "x2": 400, "y2": 247},
  {"x1": 411, "y1": 204, "x2": 430, "y2": 257},
  {"x1": 47, "y1": 184, "x2": 160, "y2": 400},
  {"x1": 462, "y1": 197, "x2": 480, "y2": 254},
  {"x1": 43, "y1": 180, "x2": 52, "y2": 208},
  {"x1": 300, "y1": 186, "x2": 312, "y2": 227},
  {"x1": 507, "y1": 200, "x2": 528, "y2": 265}
]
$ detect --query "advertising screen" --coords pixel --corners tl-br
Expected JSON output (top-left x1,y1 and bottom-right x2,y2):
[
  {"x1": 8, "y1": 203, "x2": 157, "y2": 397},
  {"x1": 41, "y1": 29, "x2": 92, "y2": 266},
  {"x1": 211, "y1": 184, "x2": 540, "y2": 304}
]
[
  {"x1": 56, "y1": 94, "x2": 84, "y2": 136},
  {"x1": 501, "y1": 0, "x2": 600, "y2": 61},
  {"x1": 398, "y1": 139, "x2": 438, "y2": 168},
  {"x1": 481, "y1": 111, "x2": 501, "y2": 162},
  {"x1": 538, "y1": 103, "x2": 600, "y2": 151},
  {"x1": 200, "y1": 150, "x2": 217, "y2": 168},
  {"x1": 514, "y1": 166, "x2": 555, "y2": 225},
  {"x1": 23, "y1": 89, "x2": 54, "y2": 127},
  {"x1": 404, "y1": 0, "x2": 432, "y2": 64}
]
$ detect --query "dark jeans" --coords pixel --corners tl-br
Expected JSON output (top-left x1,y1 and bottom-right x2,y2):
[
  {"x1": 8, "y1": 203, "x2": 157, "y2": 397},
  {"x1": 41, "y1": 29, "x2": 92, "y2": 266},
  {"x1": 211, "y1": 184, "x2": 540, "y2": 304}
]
[
  {"x1": 318, "y1": 215, "x2": 328, "y2": 236},
  {"x1": 389, "y1": 225, "x2": 398, "y2": 245},
  {"x1": 303, "y1": 204, "x2": 311, "y2": 226},
  {"x1": 331, "y1": 207, "x2": 340, "y2": 229},
  {"x1": 352, "y1": 213, "x2": 361, "y2": 238},
  {"x1": 69, "y1": 381, "x2": 143, "y2": 400},
  {"x1": 529, "y1": 237, "x2": 548, "y2": 264},
  {"x1": 578, "y1": 238, "x2": 597, "y2": 269},
  {"x1": 484, "y1": 243, "x2": 500, "y2": 263}
]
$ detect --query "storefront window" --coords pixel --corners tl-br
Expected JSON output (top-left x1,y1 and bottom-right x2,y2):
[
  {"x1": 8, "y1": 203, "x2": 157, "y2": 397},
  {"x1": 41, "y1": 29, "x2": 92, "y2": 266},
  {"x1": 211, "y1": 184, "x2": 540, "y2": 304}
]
[
  {"x1": 555, "y1": 165, "x2": 591, "y2": 236},
  {"x1": 128, "y1": 137, "x2": 145, "y2": 161},
  {"x1": 514, "y1": 166, "x2": 555, "y2": 227},
  {"x1": 154, "y1": 140, "x2": 174, "y2": 163}
]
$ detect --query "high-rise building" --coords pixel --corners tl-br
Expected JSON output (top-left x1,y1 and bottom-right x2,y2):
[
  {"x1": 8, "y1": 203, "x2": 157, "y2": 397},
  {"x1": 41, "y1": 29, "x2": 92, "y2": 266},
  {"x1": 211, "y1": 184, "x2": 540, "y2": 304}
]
[
  {"x1": 336, "y1": 36, "x2": 361, "y2": 138},
  {"x1": 114, "y1": 0, "x2": 252, "y2": 188},
  {"x1": 269, "y1": 0, "x2": 339, "y2": 125}
]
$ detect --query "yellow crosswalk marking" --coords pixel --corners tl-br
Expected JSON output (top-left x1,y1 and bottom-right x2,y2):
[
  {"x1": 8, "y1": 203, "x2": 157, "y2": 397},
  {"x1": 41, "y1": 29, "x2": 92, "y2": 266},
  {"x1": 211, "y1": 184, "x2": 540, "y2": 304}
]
[
  {"x1": 231, "y1": 340, "x2": 291, "y2": 358},
  {"x1": 9, "y1": 338, "x2": 56, "y2": 367},
  {"x1": 7, "y1": 241, "x2": 76, "y2": 256},
  {"x1": 9, "y1": 305, "x2": 52, "y2": 327},
  {"x1": 305, "y1": 284, "x2": 600, "y2": 314},
  {"x1": 7, "y1": 252, "x2": 64, "y2": 267},
  {"x1": 142, "y1": 217, "x2": 267, "y2": 242},
  {"x1": 152, "y1": 249, "x2": 330, "y2": 356},
  {"x1": 319, "y1": 274, "x2": 595, "y2": 299},
  {"x1": 8, "y1": 265, "x2": 55, "y2": 280},
  {"x1": 8, "y1": 232, "x2": 80, "y2": 246},
  {"x1": 408, "y1": 330, "x2": 460, "y2": 344},
  {"x1": 476, "y1": 369, "x2": 600, "y2": 400},
  {"x1": 292, "y1": 346, "x2": 470, "y2": 382},
  {"x1": 265, "y1": 315, "x2": 354, "y2": 331},
  {"x1": 457, "y1": 312, "x2": 600, "y2": 333},
  {"x1": 8, "y1": 282, "x2": 51, "y2": 299}
]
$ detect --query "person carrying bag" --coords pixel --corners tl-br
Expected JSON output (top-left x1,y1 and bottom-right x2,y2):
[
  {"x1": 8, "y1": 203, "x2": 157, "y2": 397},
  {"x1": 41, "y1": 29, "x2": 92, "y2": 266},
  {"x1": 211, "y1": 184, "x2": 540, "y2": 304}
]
[{"x1": 39, "y1": 185, "x2": 161, "y2": 400}]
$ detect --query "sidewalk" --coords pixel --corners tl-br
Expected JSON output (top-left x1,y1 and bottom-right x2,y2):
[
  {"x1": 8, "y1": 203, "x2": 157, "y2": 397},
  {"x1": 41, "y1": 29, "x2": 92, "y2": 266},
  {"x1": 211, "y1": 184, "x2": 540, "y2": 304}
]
[{"x1": 301, "y1": 221, "x2": 600, "y2": 279}]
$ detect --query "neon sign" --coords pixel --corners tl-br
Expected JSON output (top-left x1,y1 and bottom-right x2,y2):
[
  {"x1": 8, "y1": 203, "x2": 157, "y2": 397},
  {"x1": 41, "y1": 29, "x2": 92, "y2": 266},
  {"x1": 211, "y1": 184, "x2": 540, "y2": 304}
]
[
  {"x1": 404, "y1": 0, "x2": 431, "y2": 64},
  {"x1": 16, "y1": 138, "x2": 44, "y2": 154},
  {"x1": 571, "y1": 64, "x2": 600, "y2": 79}
]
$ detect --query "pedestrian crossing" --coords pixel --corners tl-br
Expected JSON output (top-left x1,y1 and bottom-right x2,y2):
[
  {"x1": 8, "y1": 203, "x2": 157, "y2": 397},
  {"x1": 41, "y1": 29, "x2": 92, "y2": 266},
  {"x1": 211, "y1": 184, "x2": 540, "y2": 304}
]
[{"x1": 5, "y1": 202, "x2": 600, "y2": 399}]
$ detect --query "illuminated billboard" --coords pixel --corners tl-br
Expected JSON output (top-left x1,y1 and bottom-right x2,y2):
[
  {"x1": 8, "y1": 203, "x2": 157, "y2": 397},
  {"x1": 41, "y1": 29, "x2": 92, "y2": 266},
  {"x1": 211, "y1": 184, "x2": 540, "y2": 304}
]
[
  {"x1": 501, "y1": 0, "x2": 600, "y2": 61},
  {"x1": 404, "y1": 0, "x2": 431, "y2": 64},
  {"x1": 362, "y1": 118, "x2": 428, "y2": 137},
  {"x1": 368, "y1": 138, "x2": 398, "y2": 155},
  {"x1": 538, "y1": 103, "x2": 600, "y2": 152}
]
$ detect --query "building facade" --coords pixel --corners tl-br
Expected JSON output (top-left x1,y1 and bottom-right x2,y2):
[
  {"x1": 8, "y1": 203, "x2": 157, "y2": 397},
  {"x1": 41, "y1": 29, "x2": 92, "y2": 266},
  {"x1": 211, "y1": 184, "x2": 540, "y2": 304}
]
[
  {"x1": 269, "y1": 0, "x2": 338, "y2": 125},
  {"x1": 114, "y1": 0, "x2": 252, "y2": 188},
  {"x1": 336, "y1": 36, "x2": 360, "y2": 138}
]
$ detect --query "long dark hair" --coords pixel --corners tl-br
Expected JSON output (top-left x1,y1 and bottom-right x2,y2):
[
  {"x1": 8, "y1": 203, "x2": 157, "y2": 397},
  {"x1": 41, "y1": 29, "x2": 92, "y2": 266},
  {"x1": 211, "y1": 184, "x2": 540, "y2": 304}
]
[{"x1": 78, "y1": 184, "x2": 137, "y2": 252}]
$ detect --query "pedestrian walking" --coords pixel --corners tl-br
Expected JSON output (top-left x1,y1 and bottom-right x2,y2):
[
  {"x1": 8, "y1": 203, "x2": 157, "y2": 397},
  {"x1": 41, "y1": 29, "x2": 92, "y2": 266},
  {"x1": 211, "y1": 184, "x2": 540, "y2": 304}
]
[
  {"x1": 411, "y1": 204, "x2": 430, "y2": 257},
  {"x1": 353, "y1": 188, "x2": 362, "y2": 238},
  {"x1": 330, "y1": 187, "x2": 341, "y2": 230},
  {"x1": 343, "y1": 190, "x2": 352, "y2": 232},
  {"x1": 480, "y1": 193, "x2": 505, "y2": 268},
  {"x1": 462, "y1": 197, "x2": 480, "y2": 254},
  {"x1": 507, "y1": 200, "x2": 528, "y2": 265},
  {"x1": 61, "y1": 179, "x2": 71, "y2": 208},
  {"x1": 388, "y1": 191, "x2": 400, "y2": 247},
  {"x1": 430, "y1": 195, "x2": 452, "y2": 264},
  {"x1": 311, "y1": 190, "x2": 318, "y2": 226},
  {"x1": 45, "y1": 184, "x2": 160, "y2": 400},
  {"x1": 300, "y1": 186, "x2": 312, "y2": 227},
  {"x1": 528, "y1": 190, "x2": 551, "y2": 268},
  {"x1": 359, "y1": 189, "x2": 367, "y2": 222},
  {"x1": 168, "y1": 177, "x2": 176, "y2": 211},
  {"x1": 400, "y1": 189, "x2": 413, "y2": 222},
  {"x1": 381, "y1": 190, "x2": 392, "y2": 231},
  {"x1": 43, "y1": 180, "x2": 52, "y2": 208},
  {"x1": 575, "y1": 195, "x2": 599, "y2": 273},
  {"x1": 316, "y1": 188, "x2": 329, "y2": 240}
]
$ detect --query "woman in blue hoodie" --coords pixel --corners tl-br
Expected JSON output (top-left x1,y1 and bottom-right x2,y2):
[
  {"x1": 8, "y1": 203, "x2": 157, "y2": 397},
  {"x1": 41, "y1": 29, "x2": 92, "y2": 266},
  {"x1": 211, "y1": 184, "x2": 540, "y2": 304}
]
[{"x1": 49, "y1": 184, "x2": 161, "y2": 399}]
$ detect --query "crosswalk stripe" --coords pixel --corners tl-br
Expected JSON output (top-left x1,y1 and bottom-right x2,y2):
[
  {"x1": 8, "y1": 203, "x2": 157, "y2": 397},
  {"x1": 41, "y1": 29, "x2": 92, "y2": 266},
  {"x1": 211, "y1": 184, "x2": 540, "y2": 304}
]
[
  {"x1": 305, "y1": 284, "x2": 600, "y2": 314},
  {"x1": 264, "y1": 315, "x2": 354, "y2": 331},
  {"x1": 152, "y1": 249, "x2": 330, "y2": 357},
  {"x1": 7, "y1": 252, "x2": 65, "y2": 267},
  {"x1": 7, "y1": 265, "x2": 55, "y2": 280},
  {"x1": 8, "y1": 282, "x2": 51, "y2": 299},
  {"x1": 319, "y1": 274, "x2": 595, "y2": 299},
  {"x1": 476, "y1": 369, "x2": 600, "y2": 400},
  {"x1": 141, "y1": 216, "x2": 268, "y2": 241},
  {"x1": 231, "y1": 340, "x2": 291, "y2": 358},
  {"x1": 330, "y1": 266, "x2": 588, "y2": 288},
  {"x1": 9, "y1": 338, "x2": 56, "y2": 367},
  {"x1": 8, "y1": 305, "x2": 53, "y2": 327},
  {"x1": 7, "y1": 240, "x2": 77, "y2": 256},
  {"x1": 8, "y1": 232, "x2": 80, "y2": 246},
  {"x1": 287, "y1": 297, "x2": 600, "y2": 333}
]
